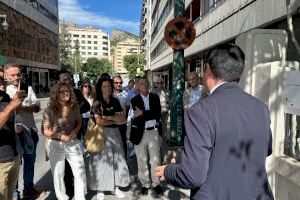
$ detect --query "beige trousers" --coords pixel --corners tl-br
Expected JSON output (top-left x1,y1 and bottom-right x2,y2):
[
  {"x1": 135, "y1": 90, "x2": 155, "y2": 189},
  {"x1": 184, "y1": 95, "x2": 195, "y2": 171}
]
[{"x1": 0, "y1": 156, "x2": 21, "y2": 200}]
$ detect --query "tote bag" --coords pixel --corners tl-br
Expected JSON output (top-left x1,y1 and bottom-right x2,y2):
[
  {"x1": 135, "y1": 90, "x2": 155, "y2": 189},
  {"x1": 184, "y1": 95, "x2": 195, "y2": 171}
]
[{"x1": 84, "y1": 117, "x2": 105, "y2": 153}]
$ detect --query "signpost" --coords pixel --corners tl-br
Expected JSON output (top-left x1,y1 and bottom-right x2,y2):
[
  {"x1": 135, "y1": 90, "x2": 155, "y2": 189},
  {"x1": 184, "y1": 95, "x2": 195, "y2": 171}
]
[{"x1": 165, "y1": 0, "x2": 195, "y2": 146}]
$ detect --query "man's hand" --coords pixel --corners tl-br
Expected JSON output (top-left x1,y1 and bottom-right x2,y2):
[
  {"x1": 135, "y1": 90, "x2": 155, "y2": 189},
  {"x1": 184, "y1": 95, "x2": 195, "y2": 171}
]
[
  {"x1": 155, "y1": 165, "x2": 167, "y2": 182},
  {"x1": 134, "y1": 107, "x2": 143, "y2": 118},
  {"x1": 10, "y1": 91, "x2": 26, "y2": 110}
]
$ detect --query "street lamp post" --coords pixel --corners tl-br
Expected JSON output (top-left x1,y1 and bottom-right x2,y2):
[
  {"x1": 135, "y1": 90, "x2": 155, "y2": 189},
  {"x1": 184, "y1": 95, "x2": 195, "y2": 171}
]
[{"x1": 169, "y1": 0, "x2": 185, "y2": 146}]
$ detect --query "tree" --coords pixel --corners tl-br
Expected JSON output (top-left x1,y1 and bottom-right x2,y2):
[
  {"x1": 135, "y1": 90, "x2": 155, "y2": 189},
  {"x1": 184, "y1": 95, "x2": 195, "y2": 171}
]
[
  {"x1": 85, "y1": 57, "x2": 113, "y2": 82},
  {"x1": 124, "y1": 54, "x2": 145, "y2": 79},
  {"x1": 59, "y1": 21, "x2": 73, "y2": 72}
]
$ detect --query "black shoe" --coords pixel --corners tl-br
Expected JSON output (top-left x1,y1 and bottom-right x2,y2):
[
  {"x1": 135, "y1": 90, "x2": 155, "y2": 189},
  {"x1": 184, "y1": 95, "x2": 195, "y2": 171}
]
[
  {"x1": 153, "y1": 185, "x2": 163, "y2": 195},
  {"x1": 141, "y1": 187, "x2": 149, "y2": 195},
  {"x1": 23, "y1": 188, "x2": 47, "y2": 198}
]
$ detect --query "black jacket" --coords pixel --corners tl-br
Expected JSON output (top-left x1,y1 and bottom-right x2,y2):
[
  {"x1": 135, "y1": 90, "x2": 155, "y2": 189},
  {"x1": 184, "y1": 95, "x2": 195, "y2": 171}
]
[{"x1": 130, "y1": 93, "x2": 161, "y2": 145}]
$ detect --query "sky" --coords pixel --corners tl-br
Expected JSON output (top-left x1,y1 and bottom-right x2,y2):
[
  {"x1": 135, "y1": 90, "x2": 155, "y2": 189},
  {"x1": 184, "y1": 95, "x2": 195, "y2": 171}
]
[{"x1": 58, "y1": 0, "x2": 143, "y2": 36}]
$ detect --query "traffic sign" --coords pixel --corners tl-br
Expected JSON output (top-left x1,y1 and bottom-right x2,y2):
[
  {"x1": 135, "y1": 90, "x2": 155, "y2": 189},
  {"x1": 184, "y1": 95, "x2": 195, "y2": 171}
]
[{"x1": 165, "y1": 17, "x2": 196, "y2": 50}]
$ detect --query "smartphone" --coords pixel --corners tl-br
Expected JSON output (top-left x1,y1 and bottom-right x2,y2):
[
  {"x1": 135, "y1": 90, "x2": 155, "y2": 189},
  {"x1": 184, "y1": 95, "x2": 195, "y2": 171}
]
[{"x1": 20, "y1": 73, "x2": 29, "y2": 95}]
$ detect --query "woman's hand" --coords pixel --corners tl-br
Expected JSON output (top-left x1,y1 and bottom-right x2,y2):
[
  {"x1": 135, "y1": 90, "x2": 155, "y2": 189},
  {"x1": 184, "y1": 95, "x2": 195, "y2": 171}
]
[
  {"x1": 70, "y1": 130, "x2": 78, "y2": 140},
  {"x1": 60, "y1": 134, "x2": 70, "y2": 142}
]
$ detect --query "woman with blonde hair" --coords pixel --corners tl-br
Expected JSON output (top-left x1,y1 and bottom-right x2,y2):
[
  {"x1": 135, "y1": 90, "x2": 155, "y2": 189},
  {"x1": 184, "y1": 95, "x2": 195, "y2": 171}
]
[{"x1": 42, "y1": 83, "x2": 86, "y2": 200}]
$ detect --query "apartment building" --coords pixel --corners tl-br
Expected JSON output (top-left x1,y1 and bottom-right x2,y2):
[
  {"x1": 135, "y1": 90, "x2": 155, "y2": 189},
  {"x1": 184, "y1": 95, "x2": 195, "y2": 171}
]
[
  {"x1": 64, "y1": 23, "x2": 110, "y2": 63},
  {"x1": 112, "y1": 38, "x2": 141, "y2": 74},
  {"x1": 146, "y1": 0, "x2": 300, "y2": 199},
  {"x1": 140, "y1": 0, "x2": 152, "y2": 71},
  {"x1": 0, "y1": 0, "x2": 59, "y2": 92}
]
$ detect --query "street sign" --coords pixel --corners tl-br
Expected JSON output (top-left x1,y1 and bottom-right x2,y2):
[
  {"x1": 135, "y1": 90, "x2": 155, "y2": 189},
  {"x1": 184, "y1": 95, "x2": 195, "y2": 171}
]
[
  {"x1": 165, "y1": 17, "x2": 196, "y2": 50},
  {"x1": 0, "y1": 55, "x2": 7, "y2": 64}
]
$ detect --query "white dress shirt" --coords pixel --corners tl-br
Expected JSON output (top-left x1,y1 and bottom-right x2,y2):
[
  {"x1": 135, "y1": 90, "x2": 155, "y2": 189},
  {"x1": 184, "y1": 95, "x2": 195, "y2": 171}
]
[
  {"x1": 6, "y1": 84, "x2": 40, "y2": 131},
  {"x1": 140, "y1": 94, "x2": 157, "y2": 128}
]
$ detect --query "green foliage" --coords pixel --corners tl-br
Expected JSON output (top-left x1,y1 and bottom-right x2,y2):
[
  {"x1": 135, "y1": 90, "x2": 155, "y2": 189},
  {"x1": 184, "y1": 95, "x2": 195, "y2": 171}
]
[
  {"x1": 59, "y1": 22, "x2": 72, "y2": 70},
  {"x1": 123, "y1": 54, "x2": 145, "y2": 79},
  {"x1": 84, "y1": 57, "x2": 113, "y2": 82}
]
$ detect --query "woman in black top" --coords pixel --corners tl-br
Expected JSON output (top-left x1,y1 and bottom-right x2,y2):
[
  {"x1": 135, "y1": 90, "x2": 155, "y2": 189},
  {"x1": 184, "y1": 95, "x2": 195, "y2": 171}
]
[{"x1": 86, "y1": 78, "x2": 130, "y2": 200}]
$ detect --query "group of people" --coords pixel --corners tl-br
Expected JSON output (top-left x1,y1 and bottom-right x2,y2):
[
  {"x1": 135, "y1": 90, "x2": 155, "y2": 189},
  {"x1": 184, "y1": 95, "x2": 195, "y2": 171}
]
[{"x1": 0, "y1": 43, "x2": 274, "y2": 200}]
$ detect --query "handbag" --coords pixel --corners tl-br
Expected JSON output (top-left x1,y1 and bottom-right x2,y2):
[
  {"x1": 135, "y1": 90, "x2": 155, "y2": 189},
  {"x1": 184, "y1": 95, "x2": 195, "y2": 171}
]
[{"x1": 84, "y1": 116, "x2": 105, "y2": 153}]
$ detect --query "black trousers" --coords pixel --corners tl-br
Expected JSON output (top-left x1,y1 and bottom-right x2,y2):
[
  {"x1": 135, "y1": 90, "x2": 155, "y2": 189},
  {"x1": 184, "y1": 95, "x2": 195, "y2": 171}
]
[{"x1": 118, "y1": 124, "x2": 128, "y2": 160}]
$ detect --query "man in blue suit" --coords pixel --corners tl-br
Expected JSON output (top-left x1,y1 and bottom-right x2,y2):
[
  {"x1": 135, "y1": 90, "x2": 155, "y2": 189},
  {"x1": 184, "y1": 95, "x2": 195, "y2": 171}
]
[{"x1": 156, "y1": 43, "x2": 273, "y2": 200}]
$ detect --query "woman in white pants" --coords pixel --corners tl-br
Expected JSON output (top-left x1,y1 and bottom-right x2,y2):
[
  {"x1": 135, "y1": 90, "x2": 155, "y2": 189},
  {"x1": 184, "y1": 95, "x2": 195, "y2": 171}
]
[{"x1": 42, "y1": 83, "x2": 86, "y2": 200}]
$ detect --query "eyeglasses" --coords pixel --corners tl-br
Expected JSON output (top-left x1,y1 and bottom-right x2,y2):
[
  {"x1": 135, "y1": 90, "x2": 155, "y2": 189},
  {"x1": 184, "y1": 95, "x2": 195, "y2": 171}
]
[
  {"x1": 114, "y1": 82, "x2": 123, "y2": 84},
  {"x1": 59, "y1": 90, "x2": 70, "y2": 94}
]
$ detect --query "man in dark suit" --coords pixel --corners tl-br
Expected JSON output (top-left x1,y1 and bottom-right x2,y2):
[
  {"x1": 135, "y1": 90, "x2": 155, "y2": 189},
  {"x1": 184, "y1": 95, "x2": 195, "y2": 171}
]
[
  {"x1": 130, "y1": 77, "x2": 163, "y2": 196},
  {"x1": 156, "y1": 43, "x2": 273, "y2": 200}
]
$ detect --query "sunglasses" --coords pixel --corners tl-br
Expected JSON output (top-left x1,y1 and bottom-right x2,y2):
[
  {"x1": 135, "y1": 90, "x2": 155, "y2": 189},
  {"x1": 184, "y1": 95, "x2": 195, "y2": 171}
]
[
  {"x1": 114, "y1": 82, "x2": 123, "y2": 84},
  {"x1": 156, "y1": 82, "x2": 163, "y2": 84},
  {"x1": 83, "y1": 85, "x2": 90, "y2": 88}
]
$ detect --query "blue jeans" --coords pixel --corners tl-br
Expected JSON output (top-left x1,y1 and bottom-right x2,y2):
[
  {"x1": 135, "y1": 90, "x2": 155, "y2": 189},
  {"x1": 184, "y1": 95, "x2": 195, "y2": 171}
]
[{"x1": 14, "y1": 129, "x2": 39, "y2": 196}]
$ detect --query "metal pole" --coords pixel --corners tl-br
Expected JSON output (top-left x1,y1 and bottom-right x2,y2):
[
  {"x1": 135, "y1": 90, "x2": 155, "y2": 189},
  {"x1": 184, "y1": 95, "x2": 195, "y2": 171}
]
[{"x1": 169, "y1": 0, "x2": 185, "y2": 146}]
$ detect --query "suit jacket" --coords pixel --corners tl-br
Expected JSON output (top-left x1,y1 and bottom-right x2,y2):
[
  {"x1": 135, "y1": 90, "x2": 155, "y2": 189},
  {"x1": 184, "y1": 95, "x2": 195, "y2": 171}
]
[
  {"x1": 130, "y1": 93, "x2": 161, "y2": 145},
  {"x1": 164, "y1": 82, "x2": 273, "y2": 200}
]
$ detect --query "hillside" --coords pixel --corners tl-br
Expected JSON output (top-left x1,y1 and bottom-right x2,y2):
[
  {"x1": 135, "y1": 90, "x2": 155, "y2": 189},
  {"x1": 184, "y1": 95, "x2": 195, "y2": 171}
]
[{"x1": 111, "y1": 29, "x2": 139, "y2": 47}]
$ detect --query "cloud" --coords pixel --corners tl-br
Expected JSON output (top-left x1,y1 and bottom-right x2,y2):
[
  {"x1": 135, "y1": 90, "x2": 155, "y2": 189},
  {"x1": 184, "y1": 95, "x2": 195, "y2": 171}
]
[{"x1": 58, "y1": 0, "x2": 140, "y2": 34}]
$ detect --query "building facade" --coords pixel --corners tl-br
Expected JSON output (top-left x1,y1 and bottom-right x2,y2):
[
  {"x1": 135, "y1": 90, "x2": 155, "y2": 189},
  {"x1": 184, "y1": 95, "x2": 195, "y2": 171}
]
[
  {"x1": 62, "y1": 22, "x2": 110, "y2": 63},
  {"x1": 112, "y1": 38, "x2": 141, "y2": 74},
  {"x1": 0, "y1": 0, "x2": 59, "y2": 93},
  {"x1": 140, "y1": 0, "x2": 152, "y2": 71},
  {"x1": 145, "y1": 0, "x2": 300, "y2": 199}
]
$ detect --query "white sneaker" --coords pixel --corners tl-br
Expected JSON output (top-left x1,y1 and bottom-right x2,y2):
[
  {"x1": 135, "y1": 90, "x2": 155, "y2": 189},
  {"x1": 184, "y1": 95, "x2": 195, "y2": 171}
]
[
  {"x1": 96, "y1": 191, "x2": 105, "y2": 200},
  {"x1": 114, "y1": 187, "x2": 126, "y2": 199}
]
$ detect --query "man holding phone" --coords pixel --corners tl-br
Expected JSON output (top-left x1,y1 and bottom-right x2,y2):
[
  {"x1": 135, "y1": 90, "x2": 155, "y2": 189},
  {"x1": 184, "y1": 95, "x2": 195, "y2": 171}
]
[{"x1": 4, "y1": 63, "x2": 45, "y2": 199}]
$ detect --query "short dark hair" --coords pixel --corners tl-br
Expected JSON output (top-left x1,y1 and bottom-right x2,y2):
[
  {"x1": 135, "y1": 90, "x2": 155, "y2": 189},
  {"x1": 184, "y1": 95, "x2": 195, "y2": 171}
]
[
  {"x1": 56, "y1": 69, "x2": 71, "y2": 80},
  {"x1": 204, "y1": 43, "x2": 245, "y2": 82},
  {"x1": 128, "y1": 79, "x2": 134, "y2": 84},
  {"x1": 100, "y1": 73, "x2": 110, "y2": 79}
]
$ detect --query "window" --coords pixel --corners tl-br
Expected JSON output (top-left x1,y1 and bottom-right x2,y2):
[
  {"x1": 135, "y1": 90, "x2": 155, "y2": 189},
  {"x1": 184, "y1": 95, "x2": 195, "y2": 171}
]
[
  {"x1": 82, "y1": 52, "x2": 86, "y2": 55},
  {"x1": 103, "y1": 36, "x2": 108, "y2": 39},
  {"x1": 103, "y1": 47, "x2": 108, "y2": 50},
  {"x1": 81, "y1": 35, "x2": 86, "y2": 38},
  {"x1": 88, "y1": 35, "x2": 91, "y2": 38},
  {"x1": 88, "y1": 52, "x2": 92, "y2": 55},
  {"x1": 88, "y1": 41, "x2": 91, "y2": 44},
  {"x1": 82, "y1": 46, "x2": 86, "y2": 49},
  {"x1": 103, "y1": 53, "x2": 108, "y2": 56},
  {"x1": 284, "y1": 113, "x2": 300, "y2": 161},
  {"x1": 88, "y1": 47, "x2": 91, "y2": 50},
  {"x1": 94, "y1": 35, "x2": 97, "y2": 39},
  {"x1": 103, "y1": 42, "x2": 108, "y2": 45},
  {"x1": 94, "y1": 41, "x2": 98, "y2": 44},
  {"x1": 94, "y1": 52, "x2": 98, "y2": 55},
  {"x1": 94, "y1": 47, "x2": 98, "y2": 50},
  {"x1": 73, "y1": 34, "x2": 79, "y2": 37},
  {"x1": 192, "y1": 0, "x2": 200, "y2": 21},
  {"x1": 82, "y1": 40, "x2": 86, "y2": 44}
]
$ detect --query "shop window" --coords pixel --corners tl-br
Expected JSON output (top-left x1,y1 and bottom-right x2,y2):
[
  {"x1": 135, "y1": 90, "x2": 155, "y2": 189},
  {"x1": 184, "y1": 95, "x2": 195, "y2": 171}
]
[{"x1": 284, "y1": 113, "x2": 300, "y2": 161}]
